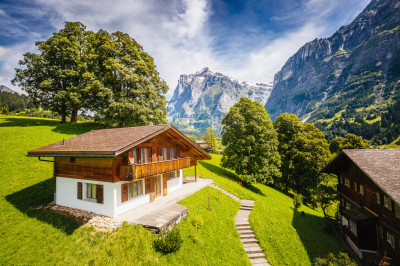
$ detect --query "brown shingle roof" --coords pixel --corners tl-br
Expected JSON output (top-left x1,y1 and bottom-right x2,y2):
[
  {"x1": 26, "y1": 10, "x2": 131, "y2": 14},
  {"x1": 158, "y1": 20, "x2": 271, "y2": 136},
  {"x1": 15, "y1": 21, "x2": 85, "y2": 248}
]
[
  {"x1": 324, "y1": 149, "x2": 400, "y2": 204},
  {"x1": 27, "y1": 124, "x2": 210, "y2": 159}
]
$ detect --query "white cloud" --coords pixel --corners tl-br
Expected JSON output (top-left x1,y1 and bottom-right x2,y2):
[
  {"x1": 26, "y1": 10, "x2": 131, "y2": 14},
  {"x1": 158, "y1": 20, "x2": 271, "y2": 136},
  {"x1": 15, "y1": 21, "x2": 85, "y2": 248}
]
[{"x1": 0, "y1": 0, "x2": 370, "y2": 98}]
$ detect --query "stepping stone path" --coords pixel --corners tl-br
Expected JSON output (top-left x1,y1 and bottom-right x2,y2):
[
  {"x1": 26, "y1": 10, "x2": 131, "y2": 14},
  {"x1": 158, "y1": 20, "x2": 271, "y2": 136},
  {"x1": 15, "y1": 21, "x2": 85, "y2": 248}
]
[{"x1": 210, "y1": 184, "x2": 270, "y2": 266}]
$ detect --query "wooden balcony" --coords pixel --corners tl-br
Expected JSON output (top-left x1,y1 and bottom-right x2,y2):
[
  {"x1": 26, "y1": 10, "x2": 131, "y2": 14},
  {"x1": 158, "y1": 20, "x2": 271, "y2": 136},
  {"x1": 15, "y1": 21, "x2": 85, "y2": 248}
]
[{"x1": 120, "y1": 157, "x2": 191, "y2": 181}]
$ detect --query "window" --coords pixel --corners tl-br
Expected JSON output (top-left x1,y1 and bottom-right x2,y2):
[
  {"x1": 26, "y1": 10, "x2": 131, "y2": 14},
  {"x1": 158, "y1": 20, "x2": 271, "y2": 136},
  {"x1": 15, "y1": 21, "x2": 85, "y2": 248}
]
[
  {"x1": 384, "y1": 195, "x2": 393, "y2": 211},
  {"x1": 133, "y1": 148, "x2": 138, "y2": 164},
  {"x1": 342, "y1": 216, "x2": 348, "y2": 227},
  {"x1": 345, "y1": 201, "x2": 351, "y2": 210},
  {"x1": 340, "y1": 197, "x2": 344, "y2": 207},
  {"x1": 345, "y1": 178, "x2": 350, "y2": 188},
  {"x1": 349, "y1": 219, "x2": 357, "y2": 236},
  {"x1": 70, "y1": 157, "x2": 76, "y2": 163},
  {"x1": 87, "y1": 183, "x2": 97, "y2": 199},
  {"x1": 379, "y1": 226, "x2": 383, "y2": 239},
  {"x1": 170, "y1": 147, "x2": 175, "y2": 159},
  {"x1": 377, "y1": 193, "x2": 381, "y2": 204},
  {"x1": 170, "y1": 170, "x2": 179, "y2": 179},
  {"x1": 128, "y1": 180, "x2": 143, "y2": 199},
  {"x1": 359, "y1": 185, "x2": 364, "y2": 196},
  {"x1": 81, "y1": 182, "x2": 103, "y2": 204},
  {"x1": 354, "y1": 182, "x2": 358, "y2": 192},
  {"x1": 141, "y1": 148, "x2": 149, "y2": 164},
  {"x1": 396, "y1": 204, "x2": 400, "y2": 218},
  {"x1": 387, "y1": 231, "x2": 395, "y2": 249}
]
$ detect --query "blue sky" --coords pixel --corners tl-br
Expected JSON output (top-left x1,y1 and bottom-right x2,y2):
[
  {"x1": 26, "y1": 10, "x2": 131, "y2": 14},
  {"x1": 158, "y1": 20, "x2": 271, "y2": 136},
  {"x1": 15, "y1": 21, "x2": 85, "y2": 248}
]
[{"x1": 0, "y1": 0, "x2": 370, "y2": 99}]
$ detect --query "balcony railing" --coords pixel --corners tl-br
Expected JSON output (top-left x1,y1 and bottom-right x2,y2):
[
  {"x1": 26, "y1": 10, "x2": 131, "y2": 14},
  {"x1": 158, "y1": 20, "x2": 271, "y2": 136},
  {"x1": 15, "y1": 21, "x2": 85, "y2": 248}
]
[{"x1": 120, "y1": 157, "x2": 191, "y2": 181}]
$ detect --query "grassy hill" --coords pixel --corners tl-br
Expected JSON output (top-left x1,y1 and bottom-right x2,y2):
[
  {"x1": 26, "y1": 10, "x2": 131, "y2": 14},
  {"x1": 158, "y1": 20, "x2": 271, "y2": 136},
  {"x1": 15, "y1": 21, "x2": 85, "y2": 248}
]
[{"x1": 0, "y1": 115, "x2": 344, "y2": 265}]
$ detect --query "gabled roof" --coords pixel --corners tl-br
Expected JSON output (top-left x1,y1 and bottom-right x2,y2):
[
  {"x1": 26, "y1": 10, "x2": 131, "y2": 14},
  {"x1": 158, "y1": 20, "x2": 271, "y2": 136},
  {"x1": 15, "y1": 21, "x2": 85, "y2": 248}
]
[
  {"x1": 322, "y1": 149, "x2": 400, "y2": 205},
  {"x1": 28, "y1": 124, "x2": 211, "y2": 159}
]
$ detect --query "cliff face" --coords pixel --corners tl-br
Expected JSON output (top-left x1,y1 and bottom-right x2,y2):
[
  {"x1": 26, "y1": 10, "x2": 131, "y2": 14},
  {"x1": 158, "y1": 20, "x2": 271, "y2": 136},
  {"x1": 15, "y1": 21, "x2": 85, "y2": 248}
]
[
  {"x1": 266, "y1": 0, "x2": 400, "y2": 122},
  {"x1": 167, "y1": 68, "x2": 272, "y2": 135}
]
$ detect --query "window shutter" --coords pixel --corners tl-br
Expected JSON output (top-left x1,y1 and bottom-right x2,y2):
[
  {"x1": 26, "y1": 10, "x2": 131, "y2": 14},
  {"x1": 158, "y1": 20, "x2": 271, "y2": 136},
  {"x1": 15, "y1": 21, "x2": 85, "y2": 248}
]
[
  {"x1": 77, "y1": 182, "x2": 83, "y2": 200},
  {"x1": 121, "y1": 183, "x2": 128, "y2": 203},
  {"x1": 96, "y1": 185, "x2": 104, "y2": 204},
  {"x1": 152, "y1": 147, "x2": 157, "y2": 162},
  {"x1": 176, "y1": 170, "x2": 180, "y2": 178},
  {"x1": 158, "y1": 147, "x2": 163, "y2": 161}
]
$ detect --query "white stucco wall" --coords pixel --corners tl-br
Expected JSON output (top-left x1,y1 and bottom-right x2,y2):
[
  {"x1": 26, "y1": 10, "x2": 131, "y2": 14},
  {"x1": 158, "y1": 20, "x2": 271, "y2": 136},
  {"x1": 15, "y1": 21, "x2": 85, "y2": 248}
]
[
  {"x1": 55, "y1": 176, "x2": 116, "y2": 217},
  {"x1": 56, "y1": 169, "x2": 184, "y2": 218}
]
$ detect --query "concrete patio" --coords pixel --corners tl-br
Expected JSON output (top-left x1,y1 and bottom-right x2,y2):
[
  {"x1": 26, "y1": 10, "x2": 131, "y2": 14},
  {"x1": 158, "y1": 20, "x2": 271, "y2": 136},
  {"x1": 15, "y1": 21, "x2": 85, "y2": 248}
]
[{"x1": 116, "y1": 176, "x2": 213, "y2": 233}]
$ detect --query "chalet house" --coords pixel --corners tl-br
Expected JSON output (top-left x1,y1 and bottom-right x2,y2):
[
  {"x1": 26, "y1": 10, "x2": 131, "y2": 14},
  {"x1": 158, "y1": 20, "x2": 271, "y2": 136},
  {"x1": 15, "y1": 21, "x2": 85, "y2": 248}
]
[
  {"x1": 28, "y1": 124, "x2": 211, "y2": 218},
  {"x1": 322, "y1": 149, "x2": 400, "y2": 264}
]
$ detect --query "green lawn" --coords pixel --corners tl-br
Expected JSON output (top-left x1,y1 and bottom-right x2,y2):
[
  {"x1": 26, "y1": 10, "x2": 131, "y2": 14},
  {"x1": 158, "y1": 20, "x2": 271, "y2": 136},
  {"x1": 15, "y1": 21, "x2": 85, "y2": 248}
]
[
  {"x1": 184, "y1": 155, "x2": 345, "y2": 265},
  {"x1": 0, "y1": 115, "x2": 344, "y2": 265},
  {"x1": 0, "y1": 115, "x2": 249, "y2": 265}
]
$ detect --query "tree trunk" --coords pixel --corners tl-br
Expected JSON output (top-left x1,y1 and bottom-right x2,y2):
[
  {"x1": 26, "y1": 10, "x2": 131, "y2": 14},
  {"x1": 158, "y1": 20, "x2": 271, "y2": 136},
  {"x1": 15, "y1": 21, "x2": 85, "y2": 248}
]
[
  {"x1": 61, "y1": 112, "x2": 66, "y2": 124},
  {"x1": 70, "y1": 108, "x2": 78, "y2": 124}
]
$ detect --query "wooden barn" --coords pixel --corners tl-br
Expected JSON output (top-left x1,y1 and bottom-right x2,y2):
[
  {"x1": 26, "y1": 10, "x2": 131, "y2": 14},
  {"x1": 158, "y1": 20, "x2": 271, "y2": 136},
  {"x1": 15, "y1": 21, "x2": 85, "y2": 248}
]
[
  {"x1": 28, "y1": 124, "x2": 211, "y2": 218},
  {"x1": 322, "y1": 149, "x2": 400, "y2": 265}
]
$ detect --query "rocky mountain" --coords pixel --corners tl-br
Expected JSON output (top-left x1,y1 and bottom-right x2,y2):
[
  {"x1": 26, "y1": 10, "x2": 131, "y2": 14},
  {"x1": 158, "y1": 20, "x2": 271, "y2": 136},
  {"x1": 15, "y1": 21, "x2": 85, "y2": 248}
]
[
  {"x1": 167, "y1": 67, "x2": 272, "y2": 136},
  {"x1": 0, "y1": 85, "x2": 19, "y2": 95},
  {"x1": 266, "y1": 0, "x2": 400, "y2": 126}
]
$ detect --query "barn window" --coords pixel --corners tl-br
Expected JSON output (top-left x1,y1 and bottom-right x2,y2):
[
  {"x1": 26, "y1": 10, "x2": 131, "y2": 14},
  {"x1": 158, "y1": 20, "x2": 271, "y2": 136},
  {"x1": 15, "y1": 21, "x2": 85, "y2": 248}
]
[
  {"x1": 384, "y1": 195, "x2": 392, "y2": 211},
  {"x1": 387, "y1": 231, "x2": 395, "y2": 249},
  {"x1": 345, "y1": 178, "x2": 350, "y2": 188},
  {"x1": 359, "y1": 185, "x2": 364, "y2": 196},
  {"x1": 70, "y1": 157, "x2": 76, "y2": 163},
  {"x1": 340, "y1": 197, "x2": 344, "y2": 207},
  {"x1": 377, "y1": 193, "x2": 381, "y2": 205},
  {"x1": 349, "y1": 220, "x2": 357, "y2": 236},
  {"x1": 354, "y1": 182, "x2": 357, "y2": 192},
  {"x1": 396, "y1": 204, "x2": 400, "y2": 218}
]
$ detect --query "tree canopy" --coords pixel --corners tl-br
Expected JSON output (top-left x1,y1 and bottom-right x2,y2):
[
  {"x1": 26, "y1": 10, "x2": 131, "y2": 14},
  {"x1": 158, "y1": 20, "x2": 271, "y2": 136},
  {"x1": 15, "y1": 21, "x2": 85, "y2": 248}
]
[
  {"x1": 274, "y1": 113, "x2": 331, "y2": 200},
  {"x1": 204, "y1": 127, "x2": 217, "y2": 153},
  {"x1": 13, "y1": 22, "x2": 168, "y2": 126},
  {"x1": 221, "y1": 97, "x2": 281, "y2": 184}
]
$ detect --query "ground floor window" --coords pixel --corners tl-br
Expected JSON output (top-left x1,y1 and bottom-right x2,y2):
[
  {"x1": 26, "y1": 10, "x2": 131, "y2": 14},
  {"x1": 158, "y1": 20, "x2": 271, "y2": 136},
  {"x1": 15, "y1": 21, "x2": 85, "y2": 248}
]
[
  {"x1": 170, "y1": 170, "x2": 179, "y2": 179},
  {"x1": 77, "y1": 182, "x2": 103, "y2": 204},
  {"x1": 128, "y1": 180, "x2": 144, "y2": 199}
]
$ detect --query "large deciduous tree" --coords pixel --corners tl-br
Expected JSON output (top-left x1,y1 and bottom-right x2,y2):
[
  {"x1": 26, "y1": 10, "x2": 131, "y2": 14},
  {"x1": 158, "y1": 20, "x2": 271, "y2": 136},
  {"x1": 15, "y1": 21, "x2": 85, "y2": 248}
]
[
  {"x1": 221, "y1": 97, "x2": 281, "y2": 184},
  {"x1": 13, "y1": 22, "x2": 90, "y2": 123},
  {"x1": 13, "y1": 22, "x2": 168, "y2": 126},
  {"x1": 85, "y1": 30, "x2": 168, "y2": 127},
  {"x1": 274, "y1": 113, "x2": 331, "y2": 200}
]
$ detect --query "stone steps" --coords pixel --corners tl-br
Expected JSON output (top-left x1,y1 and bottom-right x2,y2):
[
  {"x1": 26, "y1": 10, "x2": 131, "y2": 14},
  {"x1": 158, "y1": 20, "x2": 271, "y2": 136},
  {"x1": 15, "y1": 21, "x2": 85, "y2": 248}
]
[{"x1": 210, "y1": 184, "x2": 270, "y2": 266}]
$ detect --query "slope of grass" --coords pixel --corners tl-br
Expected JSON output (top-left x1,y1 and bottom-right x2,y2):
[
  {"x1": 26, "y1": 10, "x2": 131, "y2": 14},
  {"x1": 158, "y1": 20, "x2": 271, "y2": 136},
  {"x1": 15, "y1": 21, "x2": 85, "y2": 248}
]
[
  {"x1": 184, "y1": 155, "x2": 344, "y2": 265},
  {"x1": 0, "y1": 115, "x2": 249, "y2": 265},
  {"x1": 379, "y1": 135, "x2": 400, "y2": 149}
]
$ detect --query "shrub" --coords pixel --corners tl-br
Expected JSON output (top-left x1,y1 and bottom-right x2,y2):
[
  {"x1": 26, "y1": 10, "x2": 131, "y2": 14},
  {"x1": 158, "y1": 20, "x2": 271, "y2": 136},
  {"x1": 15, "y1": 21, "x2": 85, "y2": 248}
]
[
  {"x1": 293, "y1": 193, "x2": 303, "y2": 210},
  {"x1": 192, "y1": 216, "x2": 204, "y2": 228},
  {"x1": 154, "y1": 228, "x2": 183, "y2": 254},
  {"x1": 314, "y1": 252, "x2": 356, "y2": 266}
]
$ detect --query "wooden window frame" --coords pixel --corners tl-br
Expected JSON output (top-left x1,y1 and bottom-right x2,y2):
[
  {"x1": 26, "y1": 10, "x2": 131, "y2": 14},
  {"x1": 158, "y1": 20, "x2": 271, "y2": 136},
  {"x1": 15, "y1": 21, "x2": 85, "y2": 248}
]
[
  {"x1": 349, "y1": 219, "x2": 357, "y2": 236},
  {"x1": 396, "y1": 203, "x2": 400, "y2": 218},
  {"x1": 377, "y1": 192, "x2": 381, "y2": 205},
  {"x1": 128, "y1": 180, "x2": 144, "y2": 199},
  {"x1": 354, "y1": 181, "x2": 357, "y2": 192},
  {"x1": 82, "y1": 183, "x2": 103, "y2": 204}
]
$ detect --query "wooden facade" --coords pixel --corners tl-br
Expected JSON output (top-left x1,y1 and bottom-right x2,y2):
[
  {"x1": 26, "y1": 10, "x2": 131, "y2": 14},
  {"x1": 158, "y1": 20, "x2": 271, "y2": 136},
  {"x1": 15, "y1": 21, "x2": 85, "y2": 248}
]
[{"x1": 323, "y1": 150, "x2": 400, "y2": 265}]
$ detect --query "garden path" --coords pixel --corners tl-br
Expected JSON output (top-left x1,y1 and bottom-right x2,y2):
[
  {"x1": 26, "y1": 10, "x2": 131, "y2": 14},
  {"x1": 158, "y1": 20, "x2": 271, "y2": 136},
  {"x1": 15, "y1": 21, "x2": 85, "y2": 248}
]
[{"x1": 210, "y1": 184, "x2": 270, "y2": 266}]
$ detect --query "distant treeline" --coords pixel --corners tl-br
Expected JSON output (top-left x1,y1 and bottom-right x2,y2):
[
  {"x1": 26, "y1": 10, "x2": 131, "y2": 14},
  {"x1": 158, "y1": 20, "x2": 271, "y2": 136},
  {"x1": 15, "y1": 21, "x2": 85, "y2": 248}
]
[
  {"x1": 315, "y1": 98, "x2": 400, "y2": 145},
  {"x1": 0, "y1": 91, "x2": 33, "y2": 112}
]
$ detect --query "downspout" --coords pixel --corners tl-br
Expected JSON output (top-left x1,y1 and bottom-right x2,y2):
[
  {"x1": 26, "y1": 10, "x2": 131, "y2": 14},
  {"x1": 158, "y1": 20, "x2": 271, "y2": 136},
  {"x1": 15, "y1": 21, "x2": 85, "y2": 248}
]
[{"x1": 38, "y1": 156, "x2": 57, "y2": 203}]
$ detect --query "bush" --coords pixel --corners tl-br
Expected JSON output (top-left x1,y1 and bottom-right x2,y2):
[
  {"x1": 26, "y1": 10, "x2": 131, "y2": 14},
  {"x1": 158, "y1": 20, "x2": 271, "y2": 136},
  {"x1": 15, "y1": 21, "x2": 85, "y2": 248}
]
[
  {"x1": 314, "y1": 252, "x2": 356, "y2": 266},
  {"x1": 192, "y1": 216, "x2": 204, "y2": 228},
  {"x1": 293, "y1": 193, "x2": 303, "y2": 210},
  {"x1": 154, "y1": 228, "x2": 183, "y2": 254}
]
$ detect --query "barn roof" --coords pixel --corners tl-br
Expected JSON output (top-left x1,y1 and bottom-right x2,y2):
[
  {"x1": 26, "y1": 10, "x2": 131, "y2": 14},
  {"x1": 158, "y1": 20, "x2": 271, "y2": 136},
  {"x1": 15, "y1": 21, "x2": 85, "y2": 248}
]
[
  {"x1": 322, "y1": 149, "x2": 400, "y2": 205},
  {"x1": 28, "y1": 124, "x2": 211, "y2": 159}
]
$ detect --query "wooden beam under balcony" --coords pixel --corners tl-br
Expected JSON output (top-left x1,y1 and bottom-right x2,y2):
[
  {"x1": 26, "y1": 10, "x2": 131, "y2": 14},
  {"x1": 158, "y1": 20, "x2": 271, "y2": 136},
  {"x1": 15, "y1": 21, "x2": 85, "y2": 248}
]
[{"x1": 120, "y1": 157, "x2": 191, "y2": 181}]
